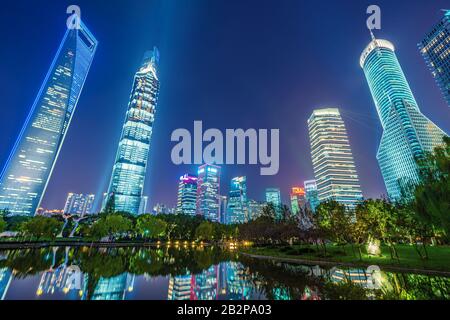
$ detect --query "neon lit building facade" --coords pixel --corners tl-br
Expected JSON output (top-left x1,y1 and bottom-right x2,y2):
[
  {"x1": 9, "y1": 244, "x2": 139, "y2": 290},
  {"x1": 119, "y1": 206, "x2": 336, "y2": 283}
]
[
  {"x1": 308, "y1": 108, "x2": 363, "y2": 209},
  {"x1": 196, "y1": 164, "x2": 221, "y2": 222},
  {"x1": 226, "y1": 176, "x2": 248, "y2": 224},
  {"x1": 304, "y1": 180, "x2": 319, "y2": 213},
  {"x1": 176, "y1": 174, "x2": 198, "y2": 216},
  {"x1": 63, "y1": 193, "x2": 94, "y2": 215},
  {"x1": 419, "y1": 10, "x2": 450, "y2": 107},
  {"x1": 361, "y1": 37, "x2": 447, "y2": 199},
  {"x1": 290, "y1": 187, "x2": 306, "y2": 215},
  {"x1": 0, "y1": 19, "x2": 97, "y2": 216},
  {"x1": 105, "y1": 48, "x2": 160, "y2": 215}
]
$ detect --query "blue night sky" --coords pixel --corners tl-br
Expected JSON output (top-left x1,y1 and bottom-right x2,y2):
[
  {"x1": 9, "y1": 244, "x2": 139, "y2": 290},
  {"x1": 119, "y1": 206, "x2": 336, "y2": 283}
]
[{"x1": 0, "y1": 0, "x2": 449, "y2": 211}]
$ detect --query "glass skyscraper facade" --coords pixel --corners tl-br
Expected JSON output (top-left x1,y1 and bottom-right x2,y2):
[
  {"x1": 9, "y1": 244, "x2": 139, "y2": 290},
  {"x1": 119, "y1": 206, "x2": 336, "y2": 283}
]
[
  {"x1": 0, "y1": 19, "x2": 97, "y2": 216},
  {"x1": 226, "y1": 176, "x2": 248, "y2": 224},
  {"x1": 196, "y1": 164, "x2": 221, "y2": 222},
  {"x1": 63, "y1": 193, "x2": 95, "y2": 216},
  {"x1": 308, "y1": 108, "x2": 363, "y2": 209},
  {"x1": 360, "y1": 37, "x2": 447, "y2": 199},
  {"x1": 176, "y1": 174, "x2": 198, "y2": 216},
  {"x1": 304, "y1": 180, "x2": 319, "y2": 213},
  {"x1": 419, "y1": 10, "x2": 450, "y2": 107},
  {"x1": 290, "y1": 187, "x2": 306, "y2": 215},
  {"x1": 105, "y1": 48, "x2": 160, "y2": 215},
  {"x1": 265, "y1": 188, "x2": 282, "y2": 217}
]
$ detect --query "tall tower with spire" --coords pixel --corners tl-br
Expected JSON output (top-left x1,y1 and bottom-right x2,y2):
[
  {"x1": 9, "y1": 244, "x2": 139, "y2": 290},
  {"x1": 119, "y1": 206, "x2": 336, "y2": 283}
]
[
  {"x1": 360, "y1": 33, "x2": 447, "y2": 199},
  {"x1": 104, "y1": 48, "x2": 160, "y2": 215}
]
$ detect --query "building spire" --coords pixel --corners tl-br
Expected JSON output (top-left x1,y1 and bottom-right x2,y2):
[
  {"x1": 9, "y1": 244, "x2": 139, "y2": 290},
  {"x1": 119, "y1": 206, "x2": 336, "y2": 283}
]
[{"x1": 369, "y1": 28, "x2": 376, "y2": 41}]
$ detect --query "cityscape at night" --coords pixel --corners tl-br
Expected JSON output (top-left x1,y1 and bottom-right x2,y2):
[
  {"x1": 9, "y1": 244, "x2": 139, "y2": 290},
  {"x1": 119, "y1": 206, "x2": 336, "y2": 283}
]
[{"x1": 0, "y1": 0, "x2": 449, "y2": 306}]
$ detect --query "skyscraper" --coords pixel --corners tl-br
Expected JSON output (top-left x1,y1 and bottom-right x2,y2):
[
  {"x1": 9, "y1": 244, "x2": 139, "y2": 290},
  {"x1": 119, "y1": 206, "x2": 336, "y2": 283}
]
[
  {"x1": 176, "y1": 174, "x2": 198, "y2": 216},
  {"x1": 290, "y1": 187, "x2": 306, "y2": 215},
  {"x1": 196, "y1": 164, "x2": 221, "y2": 222},
  {"x1": 63, "y1": 193, "x2": 95, "y2": 216},
  {"x1": 105, "y1": 48, "x2": 160, "y2": 215},
  {"x1": 226, "y1": 176, "x2": 248, "y2": 224},
  {"x1": 360, "y1": 35, "x2": 447, "y2": 199},
  {"x1": 138, "y1": 196, "x2": 148, "y2": 215},
  {"x1": 218, "y1": 195, "x2": 228, "y2": 224},
  {"x1": 0, "y1": 18, "x2": 97, "y2": 216},
  {"x1": 419, "y1": 10, "x2": 450, "y2": 107},
  {"x1": 265, "y1": 188, "x2": 282, "y2": 217},
  {"x1": 308, "y1": 108, "x2": 363, "y2": 209},
  {"x1": 304, "y1": 180, "x2": 319, "y2": 213},
  {"x1": 247, "y1": 199, "x2": 265, "y2": 222}
]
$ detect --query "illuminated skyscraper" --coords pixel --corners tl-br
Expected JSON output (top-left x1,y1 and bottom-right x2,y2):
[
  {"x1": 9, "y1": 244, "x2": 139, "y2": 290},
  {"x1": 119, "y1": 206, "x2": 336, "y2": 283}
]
[
  {"x1": 63, "y1": 193, "x2": 94, "y2": 216},
  {"x1": 290, "y1": 187, "x2": 306, "y2": 215},
  {"x1": 361, "y1": 35, "x2": 447, "y2": 199},
  {"x1": 138, "y1": 196, "x2": 148, "y2": 215},
  {"x1": 419, "y1": 10, "x2": 450, "y2": 107},
  {"x1": 90, "y1": 273, "x2": 134, "y2": 300},
  {"x1": 176, "y1": 174, "x2": 198, "y2": 216},
  {"x1": 196, "y1": 164, "x2": 221, "y2": 222},
  {"x1": 105, "y1": 48, "x2": 160, "y2": 215},
  {"x1": 218, "y1": 195, "x2": 228, "y2": 224},
  {"x1": 0, "y1": 18, "x2": 97, "y2": 216},
  {"x1": 265, "y1": 188, "x2": 282, "y2": 217},
  {"x1": 304, "y1": 180, "x2": 319, "y2": 213},
  {"x1": 247, "y1": 199, "x2": 264, "y2": 221},
  {"x1": 226, "y1": 176, "x2": 248, "y2": 224},
  {"x1": 308, "y1": 108, "x2": 363, "y2": 209}
]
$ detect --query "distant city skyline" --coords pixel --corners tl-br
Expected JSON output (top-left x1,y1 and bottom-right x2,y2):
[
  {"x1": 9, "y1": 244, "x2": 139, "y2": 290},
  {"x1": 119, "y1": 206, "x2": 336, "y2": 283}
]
[{"x1": 0, "y1": 1, "x2": 449, "y2": 213}]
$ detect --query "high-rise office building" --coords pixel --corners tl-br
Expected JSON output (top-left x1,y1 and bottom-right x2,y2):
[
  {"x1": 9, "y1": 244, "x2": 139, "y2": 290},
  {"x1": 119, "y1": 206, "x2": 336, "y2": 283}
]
[
  {"x1": 290, "y1": 187, "x2": 306, "y2": 215},
  {"x1": 218, "y1": 195, "x2": 228, "y2": 224},
  {"x1": 304, "y1": 180, "x2": 319, "y2": 213},
  {"x1": 176, "y1": 174, "x2": 198, "y2": 216},
  {"x1": 265, "y1": 188, "x2": 282, "y2": 217},
  {"x1": 419, "y1": 10, "x2": 450, "y2": 107},
  {"x1": 196, "y1": 164, "x2": 221, "y2": 222},
  {"x1": 361, "y1": 35, "x2": 447, "y2": 199},
  {"x1": 0, "y1": 18, "x2": 97, "y2": 216},
  {"x1": 105, "y1": 48, "x2": 160, "y2": 215},
  {"x1": 247, "y1": 199, "x2": 265, "y2": 221},
  {"x1": 226, "y1": 177, "x2": 248, "y2": 224},
  {"x1": 63, "y1": 193, "x2": 95, "y2": 216},
  {"x1": 308, "y1": 108, "x2": 363, "y2": 209},
  {"x1": 138, "y1": 196, "x2": 148, "y2": 215}
]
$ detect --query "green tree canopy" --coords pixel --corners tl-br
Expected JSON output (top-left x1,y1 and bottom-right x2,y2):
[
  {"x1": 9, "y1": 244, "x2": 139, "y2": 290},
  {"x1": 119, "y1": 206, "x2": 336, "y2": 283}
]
[
  {"x1": 21, "y1": 216, "x2": 63, "y2": 240},
  {"x1": 195, "y1": 221, "x2": 215, "y2": 241},
  {"x1": 90, "y1": 214, "x2": 132, "y2": 239},
  {"x1": 136, "y1": 214, "x2": 167, "y2": 239}
]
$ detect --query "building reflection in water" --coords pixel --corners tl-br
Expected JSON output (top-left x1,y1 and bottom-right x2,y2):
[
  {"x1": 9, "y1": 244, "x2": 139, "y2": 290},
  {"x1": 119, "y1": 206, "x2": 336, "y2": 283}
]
[
  {"x1": 89, "y1": 273, "x2": 135, "y2": 300},
  {"x1": 0, "y1": 267, "x2": 12, "y2": 300}
]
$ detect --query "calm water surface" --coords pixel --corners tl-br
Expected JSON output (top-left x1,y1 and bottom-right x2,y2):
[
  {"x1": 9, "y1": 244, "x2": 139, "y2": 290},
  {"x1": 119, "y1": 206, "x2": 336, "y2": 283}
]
[{"x1": 0, "y1": 246, "x2": 448, "y2": 300}]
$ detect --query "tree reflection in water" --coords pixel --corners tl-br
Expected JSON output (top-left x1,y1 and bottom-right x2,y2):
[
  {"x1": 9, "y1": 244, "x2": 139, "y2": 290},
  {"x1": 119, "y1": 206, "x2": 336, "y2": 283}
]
[{"x1": 0, "y1": 246, "x2": 448, "y2": 300}]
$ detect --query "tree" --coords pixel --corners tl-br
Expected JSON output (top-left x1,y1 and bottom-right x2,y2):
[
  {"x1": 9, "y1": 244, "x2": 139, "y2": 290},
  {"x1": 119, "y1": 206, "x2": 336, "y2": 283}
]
[
  {"x1": 355, "y1": 199, "x2": 400, "y2": 260},
  {"x1": 410, "y1": 136, "x2": 450, "y2": 239},
  {"x1": 0, "y1": 216, "x2": 6, "y2": 233},
  {"x1": 136, "y1": 214, "x2": 167, "y2": 240},
  {"x1": 195, "y1": 221, "x2": 215, "y2": 241},
  {"x1": 315, "y1": 200, "x2": 352, "y2": 245},
  {"x1": 21, "y1": 216, "x2": 63, "y2": 240},
  {"x1": 90, "y1": 214, "x2": 132, "y2": 240}
]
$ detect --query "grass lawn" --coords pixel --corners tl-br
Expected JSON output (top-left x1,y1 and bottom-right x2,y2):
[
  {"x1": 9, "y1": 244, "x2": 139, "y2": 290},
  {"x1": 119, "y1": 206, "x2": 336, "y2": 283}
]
[{"x1": 241, "y1": 244, "x2": 450, "y2": 273}]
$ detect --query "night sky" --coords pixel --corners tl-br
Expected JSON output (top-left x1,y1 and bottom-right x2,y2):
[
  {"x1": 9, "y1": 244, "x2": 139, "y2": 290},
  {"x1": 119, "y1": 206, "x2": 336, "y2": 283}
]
[{"x1": 0, "y1": 0, "x2": 449, "y2": 211}]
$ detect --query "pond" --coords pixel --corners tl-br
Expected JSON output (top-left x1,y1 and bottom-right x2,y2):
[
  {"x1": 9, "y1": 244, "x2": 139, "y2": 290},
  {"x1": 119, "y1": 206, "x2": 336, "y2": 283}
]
[{"x1": 0, "y1": 245, "x2": 448, "y2": 300}]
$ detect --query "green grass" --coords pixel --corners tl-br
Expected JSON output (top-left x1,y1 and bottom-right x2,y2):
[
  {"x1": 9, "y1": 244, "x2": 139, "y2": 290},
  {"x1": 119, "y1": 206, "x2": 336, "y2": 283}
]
[{"x1": 241, "y1": 244, "x2": 450, "y2": 273}]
